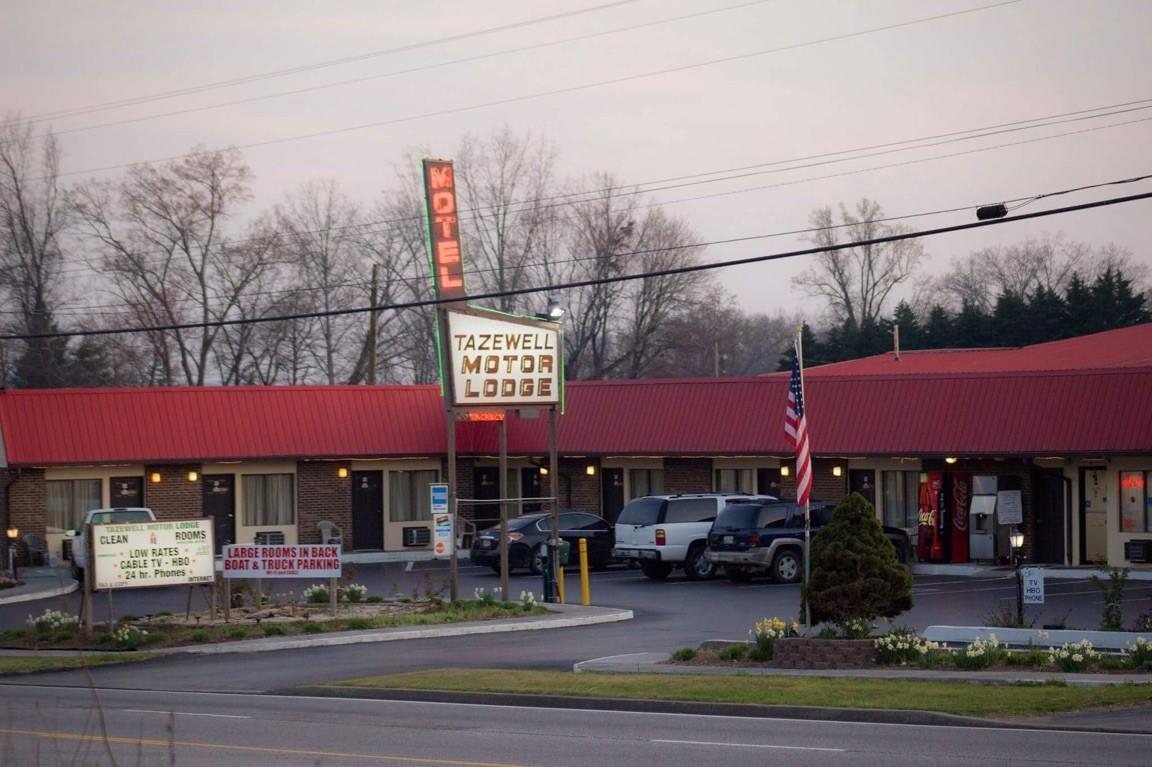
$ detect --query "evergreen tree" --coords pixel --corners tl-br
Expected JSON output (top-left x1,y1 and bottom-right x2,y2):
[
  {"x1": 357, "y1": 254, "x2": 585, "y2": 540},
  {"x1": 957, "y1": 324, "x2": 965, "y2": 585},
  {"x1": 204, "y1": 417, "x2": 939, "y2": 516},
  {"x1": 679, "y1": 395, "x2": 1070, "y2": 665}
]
[
  {"x1": 1064, "y1": 273, "x2": 1094, "y2": 336},
  {"x1": 1026, "y1": 286, "x2": 1069, "y2": 344},
  {"x1": 1090, "y1": 266, "x2": 1148, "y2": 330},
  {"x1": 805, "y1": 493, "x2": 913, "y2": 626},
  {"x1": 922, "y1": 304, "x2": 954, "y2": 348},
  {"x1": 890, "y1": 301, "x2": 922, "y2": 350},
  {"x1": 953, "y1": 300, "x2": 991, "y2": 347}
]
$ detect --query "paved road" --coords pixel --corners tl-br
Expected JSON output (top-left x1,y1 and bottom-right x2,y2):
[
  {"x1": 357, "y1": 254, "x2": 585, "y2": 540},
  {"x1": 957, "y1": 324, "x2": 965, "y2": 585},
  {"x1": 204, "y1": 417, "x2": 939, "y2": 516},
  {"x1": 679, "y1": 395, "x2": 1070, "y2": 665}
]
[{"x1": 2, "y1": 685, "x2": 1149, "y2": 767}]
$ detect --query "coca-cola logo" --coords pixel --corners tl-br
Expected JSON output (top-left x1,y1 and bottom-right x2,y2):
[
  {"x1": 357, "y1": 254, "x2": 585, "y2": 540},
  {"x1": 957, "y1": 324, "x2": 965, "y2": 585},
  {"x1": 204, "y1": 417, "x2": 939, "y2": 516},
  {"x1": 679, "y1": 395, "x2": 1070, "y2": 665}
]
[{"x1": 952, "y1": 479, "x2": 970, "y2": 531}]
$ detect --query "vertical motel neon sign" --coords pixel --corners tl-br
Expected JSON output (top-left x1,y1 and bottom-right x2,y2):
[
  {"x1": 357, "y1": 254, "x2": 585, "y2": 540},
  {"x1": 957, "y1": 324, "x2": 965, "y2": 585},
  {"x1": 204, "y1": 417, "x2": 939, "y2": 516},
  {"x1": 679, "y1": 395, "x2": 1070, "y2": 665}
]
[{"x1": 422, "y1": 159, "x2": 467, "y2": 302}]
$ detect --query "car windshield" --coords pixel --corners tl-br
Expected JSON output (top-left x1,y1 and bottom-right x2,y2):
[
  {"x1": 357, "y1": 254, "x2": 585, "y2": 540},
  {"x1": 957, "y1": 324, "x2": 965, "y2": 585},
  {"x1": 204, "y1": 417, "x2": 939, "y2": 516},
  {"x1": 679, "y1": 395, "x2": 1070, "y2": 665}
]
[
  {"x1": 616, "y1": 497, "x2": 663, "y2": 526},
  {"x1": 89, "y1": 510, "x2": 152, "y2": 524}
]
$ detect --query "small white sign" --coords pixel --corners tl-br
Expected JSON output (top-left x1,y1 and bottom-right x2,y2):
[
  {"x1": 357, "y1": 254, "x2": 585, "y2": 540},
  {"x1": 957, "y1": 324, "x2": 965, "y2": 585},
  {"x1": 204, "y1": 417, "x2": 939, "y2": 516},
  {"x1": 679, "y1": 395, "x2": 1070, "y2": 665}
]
[
  {"x1": 997, "y1": 490, "x2": 1023, "y2": 525},
  {"x1": 1022, "y1": 567, "x2": 1045, "y2": 604},
  {"x1": 221, "y1": 544, "x2": 342, "y2": 579},
  {"x1": 431, "y1": 483, "x2": 453, "y2": 558},
  {"x1": 93, "y1": 519, "x2": 215, "y2": 590}
]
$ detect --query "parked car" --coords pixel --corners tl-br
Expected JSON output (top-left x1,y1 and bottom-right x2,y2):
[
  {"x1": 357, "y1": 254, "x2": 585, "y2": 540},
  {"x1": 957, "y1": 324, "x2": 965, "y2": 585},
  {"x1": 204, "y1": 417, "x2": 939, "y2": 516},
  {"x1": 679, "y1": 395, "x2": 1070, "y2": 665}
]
[
  {"x1": 612, "y1": 493, "x2": 776, "y2": 580},
  {"x1": 470, "y1": 510, "x2": 615, "y2": 575},
  {"x1": 707, "y1": 500, "x2": 910, "y2": 583},
  {"x1": 70, "y1": 507, "x2": 156, "y2": 581}
]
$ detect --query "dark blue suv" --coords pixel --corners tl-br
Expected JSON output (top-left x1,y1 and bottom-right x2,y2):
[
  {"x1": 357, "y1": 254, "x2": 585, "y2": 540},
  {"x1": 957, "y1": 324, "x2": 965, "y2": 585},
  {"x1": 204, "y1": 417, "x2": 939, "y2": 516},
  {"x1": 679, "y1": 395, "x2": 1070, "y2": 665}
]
[{"x1": 706, "y1": 500, "x2": 909, "y2": 583}]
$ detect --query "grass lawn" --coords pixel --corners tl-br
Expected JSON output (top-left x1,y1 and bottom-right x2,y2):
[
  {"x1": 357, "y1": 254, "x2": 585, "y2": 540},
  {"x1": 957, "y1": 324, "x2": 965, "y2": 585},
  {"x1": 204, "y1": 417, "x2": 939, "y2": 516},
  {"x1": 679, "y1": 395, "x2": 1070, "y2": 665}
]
[
  {"x1": 331, "y1": 669, "x2": 1152, "y2": 717},
  {"x1": 0, "y1": 653, "x2": 157, "y2": 675}
]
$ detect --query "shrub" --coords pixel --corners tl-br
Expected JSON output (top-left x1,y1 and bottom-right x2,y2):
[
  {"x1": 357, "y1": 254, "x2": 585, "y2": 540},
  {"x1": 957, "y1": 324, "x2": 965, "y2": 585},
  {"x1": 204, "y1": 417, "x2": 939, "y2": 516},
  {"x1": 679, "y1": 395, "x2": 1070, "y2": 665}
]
[
  {"x1": 874, "y1": 628, "x2": 939, "y2": 666},
  {"x1": 671, "y1": 648, "x2": 697, "y2": 662},
  {"x1": 805, "y1": 493, "x2": 913, "y2": 626},
  {"x1": 1089, "y1": 567, "x2": 1128, "y2": 631},
  {"x1": 838, "y1": 617, "x2": 874, "y2": 639},
  {"x1": 1124, "y1": 636, "x2": 1152, "y2": 670},
  {"x1": 749, "y1": 616, "x2": 798, "y2": 661},
  {"x1": 954, "y1": 635, "x2": 1004, "y2": 670},
  {"x1": 190, "y1": 630, "x2": 210, "y2": 643},
  {"x1": 111, "y1": 624, "x2": 148, "y2": 650},
  {"x1": 366, "y1": 595, "x2": 385, "y2": 604},
  {"x1": 26, "y1": 609, "x2": 79, "y2": 635},
  {"x1": 341, "y1": 584, "x2": 367, "y2": 603},
  {"x1": 228, "y1": 628, "x2": 249, "y2": 639},
  {"x1": 0, "y1": 628, "x2": 28, "y2": 641},
  {"x1": 1130, "y1": 611, "x2": 1152, "y2": 633},
  {"x1": 301, "y1": 622, "x2": 325, "y2": 634},
  {"x1": 717, "y1": 644, "x2": 748, "y2": 661},
  {"x1": 302, "y1": 584, "x2": 330, "y2": 604},
  {"x1": 1048, "y1": 640, "x2": 1100, "y2": 672},
  {"x1": 263, "y1": 625, "x2": 287, "y2": 637},
  {"x1": 345, "y1": 618, "x2": 374, "y2": 631}
]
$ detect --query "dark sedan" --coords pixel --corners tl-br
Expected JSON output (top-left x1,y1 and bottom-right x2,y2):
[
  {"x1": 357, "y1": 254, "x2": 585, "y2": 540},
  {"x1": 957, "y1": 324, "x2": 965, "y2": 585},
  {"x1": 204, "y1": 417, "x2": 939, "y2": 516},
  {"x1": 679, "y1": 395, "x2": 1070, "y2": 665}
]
[{"x1": 470, "y1": 511, "x2": 615, "y2": 574}]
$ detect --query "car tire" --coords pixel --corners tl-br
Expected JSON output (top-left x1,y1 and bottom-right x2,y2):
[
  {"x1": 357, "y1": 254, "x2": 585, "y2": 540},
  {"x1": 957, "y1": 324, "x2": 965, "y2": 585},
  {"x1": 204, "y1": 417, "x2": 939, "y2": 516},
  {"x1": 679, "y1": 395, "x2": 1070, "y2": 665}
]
[
  {"x1": 639, "y1": 560, "x2": 673, "y2": 580},
  {"x1": 528, "y1": 544, "x2": 545, "y2": 576},
  {"x1": 683, "y1": 544, "x2": 718, "y2": 581},
  {"x1": 771, "y1": 549, "x2": 802, "y2": 584},
  {"x1": 727, "y1": 567, "x2": 753, "y2": 583}
]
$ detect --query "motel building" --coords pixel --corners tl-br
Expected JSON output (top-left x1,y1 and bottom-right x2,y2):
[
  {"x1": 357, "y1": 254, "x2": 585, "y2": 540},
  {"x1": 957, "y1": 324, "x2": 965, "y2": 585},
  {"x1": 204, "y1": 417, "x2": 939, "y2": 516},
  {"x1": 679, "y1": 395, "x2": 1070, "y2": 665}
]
[{"x1": 1, "y1": 323, "x2": 1151, "y2": 573}]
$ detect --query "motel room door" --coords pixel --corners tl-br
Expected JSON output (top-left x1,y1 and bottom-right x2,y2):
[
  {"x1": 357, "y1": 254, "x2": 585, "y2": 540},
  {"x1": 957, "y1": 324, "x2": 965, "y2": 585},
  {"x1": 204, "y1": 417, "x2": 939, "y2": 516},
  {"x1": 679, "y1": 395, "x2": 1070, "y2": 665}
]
[
  {"x1": 351, "y1": 471, "x2": 384, "y2": 550},
  {"x1": 202, "y1": 475, "x2": 235, "y2": 555},
  {"x1": 1080, "y1": 468, "x2": 1108, "y2": 564}
]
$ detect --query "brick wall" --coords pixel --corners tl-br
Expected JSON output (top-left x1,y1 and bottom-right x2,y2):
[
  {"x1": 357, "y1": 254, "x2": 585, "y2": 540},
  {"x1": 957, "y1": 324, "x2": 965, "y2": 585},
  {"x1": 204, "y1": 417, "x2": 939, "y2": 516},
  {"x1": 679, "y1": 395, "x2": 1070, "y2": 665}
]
[
  {"x1": 811, "y1": 459, "x2": 849, "y2": 504},
  {"x1": 298, "y1": 462, "x2": 352, "y2": 545},
  {"x1": 664, "y1": 458, "x2": 711, "y2": 493},
  {"x1": 561, "y1": 459, "x2": 599, "y2": 513},
  {"x1": 3, "y1": 468, "x2": 45, "y2": 565},
  {"x1": 143, "y1": 465, "x2": 203, "y2": 521}
]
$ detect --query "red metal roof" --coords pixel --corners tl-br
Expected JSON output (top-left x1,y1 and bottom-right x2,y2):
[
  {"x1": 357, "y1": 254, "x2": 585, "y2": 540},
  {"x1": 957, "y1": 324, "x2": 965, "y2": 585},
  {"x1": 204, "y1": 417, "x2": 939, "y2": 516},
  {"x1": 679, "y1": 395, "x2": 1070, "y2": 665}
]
[
  {"x1": 3, "y1": 368, "x2": 1149, "y2": 465},
  {"x1": 806, "y1": 322, "x2": 1152, "y2": 376}
]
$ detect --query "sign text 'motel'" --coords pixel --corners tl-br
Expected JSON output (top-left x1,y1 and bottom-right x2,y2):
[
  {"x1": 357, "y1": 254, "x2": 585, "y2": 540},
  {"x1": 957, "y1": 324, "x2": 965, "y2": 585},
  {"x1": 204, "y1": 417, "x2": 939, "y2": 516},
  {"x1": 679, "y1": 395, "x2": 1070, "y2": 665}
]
[{"x1": 423, "y1": 159, "x2": 467, "y2": 302}]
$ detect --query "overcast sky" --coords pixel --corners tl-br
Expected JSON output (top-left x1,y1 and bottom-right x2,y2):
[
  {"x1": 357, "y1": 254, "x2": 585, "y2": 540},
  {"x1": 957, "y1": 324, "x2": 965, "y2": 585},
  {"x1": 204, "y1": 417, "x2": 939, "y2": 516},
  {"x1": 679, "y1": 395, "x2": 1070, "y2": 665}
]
[{"x1": 2, "y1": 0, "x2": 1149, "y2": 319}]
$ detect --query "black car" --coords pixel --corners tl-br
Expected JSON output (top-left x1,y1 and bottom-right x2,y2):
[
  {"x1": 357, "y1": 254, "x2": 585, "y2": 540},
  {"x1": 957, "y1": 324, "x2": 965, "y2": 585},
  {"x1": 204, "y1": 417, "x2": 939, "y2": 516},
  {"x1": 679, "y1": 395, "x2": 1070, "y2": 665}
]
[
  {"x1": 707, "y1": 500, "x2": 910, "y2": 583},
  {"x1": 470, "y1": 511, "x2": 615, "y2": 574}
]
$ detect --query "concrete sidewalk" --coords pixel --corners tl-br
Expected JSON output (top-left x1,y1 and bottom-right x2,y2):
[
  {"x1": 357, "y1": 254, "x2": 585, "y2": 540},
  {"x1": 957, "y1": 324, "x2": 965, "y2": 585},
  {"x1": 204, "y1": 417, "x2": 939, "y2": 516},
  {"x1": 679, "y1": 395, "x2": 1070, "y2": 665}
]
[{"x1": 0, "y1": 567, "x2": 77, "y2": 605}]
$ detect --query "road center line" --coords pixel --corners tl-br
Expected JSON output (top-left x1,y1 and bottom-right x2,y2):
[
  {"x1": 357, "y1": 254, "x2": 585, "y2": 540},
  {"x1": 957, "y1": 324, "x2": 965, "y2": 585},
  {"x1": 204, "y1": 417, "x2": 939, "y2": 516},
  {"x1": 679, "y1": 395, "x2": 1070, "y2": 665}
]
[
  {"x1": 123, "y1": 709, "x2": 251, "y2": 719},
  {"x1": 652, "y1": 738, "x2": 845, "y2": 752}
]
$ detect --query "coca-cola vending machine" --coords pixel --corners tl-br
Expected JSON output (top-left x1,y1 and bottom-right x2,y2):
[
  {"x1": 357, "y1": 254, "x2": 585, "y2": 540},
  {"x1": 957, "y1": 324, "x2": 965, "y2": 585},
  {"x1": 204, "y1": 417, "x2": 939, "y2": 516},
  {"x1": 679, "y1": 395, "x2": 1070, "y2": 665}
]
[
  {"x1": 950, "y1": 472, "x2": 971, "y2": 563},
  {"x1": 918, "y1": 472, "x2": 946, "y2": 562}
]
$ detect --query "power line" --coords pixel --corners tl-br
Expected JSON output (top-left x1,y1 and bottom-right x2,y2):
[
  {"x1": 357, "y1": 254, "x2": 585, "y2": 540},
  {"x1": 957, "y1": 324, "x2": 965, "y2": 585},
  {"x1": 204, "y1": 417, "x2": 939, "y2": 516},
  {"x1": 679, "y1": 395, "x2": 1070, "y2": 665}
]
[
  {"x1": 51, "y1": 1, "x2": 1023, "y2": 181},
  {"x1": 7, "y1": 1, "x2": 775, "y2": 143},
  {"x1": 45, "y1": 98, "x2": 1151, "y2": 280},
  {"x1": 5, "y1": 190, "x2": 1148, "y2": 342},
  {"x1": 9, "y1": 0, "x2": 643, "y2": 127}
]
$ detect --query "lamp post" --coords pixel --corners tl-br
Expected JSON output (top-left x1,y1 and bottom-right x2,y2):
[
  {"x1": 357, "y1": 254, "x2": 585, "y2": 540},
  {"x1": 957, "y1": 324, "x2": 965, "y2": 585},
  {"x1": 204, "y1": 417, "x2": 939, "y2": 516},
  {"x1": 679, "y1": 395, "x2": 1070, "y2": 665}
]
[
  {"x1": 1009, "y1": 527, "x2": 1025, "y2": 627},
  {"x1": 5, "y1": 526, "x2": 18, "y2": 581}
]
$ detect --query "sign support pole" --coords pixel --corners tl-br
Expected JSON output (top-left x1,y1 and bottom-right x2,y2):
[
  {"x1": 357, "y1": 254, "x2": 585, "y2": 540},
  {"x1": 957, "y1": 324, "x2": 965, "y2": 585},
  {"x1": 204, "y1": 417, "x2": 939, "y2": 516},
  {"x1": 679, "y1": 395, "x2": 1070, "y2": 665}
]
[
  {"x1": 447, "y1": 407, "x2": 459, "y2": 604},
  {"x1": 499, "y1": 415, "x2": 509, "y2": 599},
  {"x1": 549, "y1": 405, "x2": 561, "y2": 603},
  {"x1": 83, "y1": 524, "x2": 94, "y2": 639}
]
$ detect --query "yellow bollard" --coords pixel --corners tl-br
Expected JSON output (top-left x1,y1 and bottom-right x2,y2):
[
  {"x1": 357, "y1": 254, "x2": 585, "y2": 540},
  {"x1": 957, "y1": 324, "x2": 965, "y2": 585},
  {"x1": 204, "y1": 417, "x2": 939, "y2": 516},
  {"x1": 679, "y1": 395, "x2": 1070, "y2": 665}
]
[{"x1": 579, "y1": 538, "x2": 590, "y2": 606}]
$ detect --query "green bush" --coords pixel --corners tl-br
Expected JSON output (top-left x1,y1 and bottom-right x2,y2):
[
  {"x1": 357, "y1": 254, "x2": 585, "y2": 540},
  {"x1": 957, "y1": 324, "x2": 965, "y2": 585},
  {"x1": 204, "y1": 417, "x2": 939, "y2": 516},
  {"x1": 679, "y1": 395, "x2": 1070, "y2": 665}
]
[
  {"x1": 366, "y1": 595, "x2": 385, "y2": 604},
  {"x1": 301, "y1": 622, "x2": 325, "y2": 634},
  {"x1": 717, "y1": 644, "x2": 748, "y2": 661},
  {"x1": 228, "y1": 628, "x2": 249, "y2": 640},
  {"x1": 190, "y1": 630, "x2": 210, "y2": 643},
  {"x1": 345, "y1": 618, "x2": 374, "y2": 631},
  {"x1": 0, "y1": 628, "x2": 28, "y2": 641},
  {"x1": 263, "y1": 625, "x2": 287, "y2": 637},
  {"x1": 670, "y1": 648, "x2": 697, "y2": 662},
  {"x1": 805, "y1": 493, "x2": 912, "y2": 626},
  {"x1": 1090, "y1": 567, "x2": 1128, "y2": 631}
]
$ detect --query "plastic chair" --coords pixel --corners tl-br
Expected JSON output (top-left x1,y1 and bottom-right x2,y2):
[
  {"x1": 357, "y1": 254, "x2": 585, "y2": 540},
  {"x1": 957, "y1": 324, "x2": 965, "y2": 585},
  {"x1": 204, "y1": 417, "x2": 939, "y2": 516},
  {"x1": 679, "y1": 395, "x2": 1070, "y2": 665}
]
[{"x1": 317, "y1": 521, "x2": 344, "y2": 547}]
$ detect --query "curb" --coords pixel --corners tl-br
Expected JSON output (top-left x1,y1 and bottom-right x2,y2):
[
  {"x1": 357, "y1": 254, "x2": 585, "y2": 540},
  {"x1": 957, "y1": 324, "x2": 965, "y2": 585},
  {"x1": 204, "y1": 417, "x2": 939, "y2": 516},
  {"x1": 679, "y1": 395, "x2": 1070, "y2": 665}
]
[
  {"x1": 281, "y1": 686, "x2": 1143, "y2": 734},
  {"x1": 0, "y1": 580, "x2": 78, "y2": 606},
  {"x1": 147, "y1": 605, "x2": 633, "y2": 656}
]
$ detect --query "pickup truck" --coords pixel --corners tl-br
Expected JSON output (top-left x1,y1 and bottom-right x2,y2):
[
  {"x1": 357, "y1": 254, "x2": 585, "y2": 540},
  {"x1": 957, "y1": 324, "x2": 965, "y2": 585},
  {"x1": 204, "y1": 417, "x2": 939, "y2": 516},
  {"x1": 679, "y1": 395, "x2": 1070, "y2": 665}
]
[
  {"x1": 707, "y1": 500, "x2": 910, "y2": 583},
  {"x1": 70, "y1": 507, "x2": 156, "y2": 581}
]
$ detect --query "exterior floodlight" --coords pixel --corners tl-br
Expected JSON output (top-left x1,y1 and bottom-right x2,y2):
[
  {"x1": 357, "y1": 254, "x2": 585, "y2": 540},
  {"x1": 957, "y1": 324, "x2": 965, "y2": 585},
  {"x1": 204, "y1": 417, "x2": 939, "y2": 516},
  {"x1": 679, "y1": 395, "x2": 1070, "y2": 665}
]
[{"x1": 542, "y1": 296, "x2": 565, "y2": 321}]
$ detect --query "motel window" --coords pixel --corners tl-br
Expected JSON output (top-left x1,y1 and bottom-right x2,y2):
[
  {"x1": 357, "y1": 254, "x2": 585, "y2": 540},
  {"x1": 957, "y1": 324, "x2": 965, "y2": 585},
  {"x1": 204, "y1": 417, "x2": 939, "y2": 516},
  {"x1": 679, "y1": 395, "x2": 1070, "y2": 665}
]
[
  {"x1": 390, "y1": 470, "x2": 439, "y2": 523},
  {"x1": 714, "y1": 468, "x2": 755, "y2": 494},
  {"x1": 628, "y1": 469, "x2": 664, "y2": 499},
  {"x1": 45, "y1": 479, "x2": 102, "y2": 533},
  {"x1": 882, "y1": 471, "x2": 920, "y2": 529},
  {"x1": 1119, "y1": 471, "x2": 1151, "y2": 533},
  {"x1": 242, "y1": 474, "x2": 295, "y2": 527}
]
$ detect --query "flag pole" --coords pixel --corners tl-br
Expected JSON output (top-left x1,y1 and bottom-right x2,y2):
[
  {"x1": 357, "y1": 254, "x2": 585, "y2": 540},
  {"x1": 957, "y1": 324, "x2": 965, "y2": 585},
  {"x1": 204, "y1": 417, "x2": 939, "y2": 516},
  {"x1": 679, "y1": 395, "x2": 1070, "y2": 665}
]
[{"x1": 797, "y1": 328, "x2": 811, "y2": 629}]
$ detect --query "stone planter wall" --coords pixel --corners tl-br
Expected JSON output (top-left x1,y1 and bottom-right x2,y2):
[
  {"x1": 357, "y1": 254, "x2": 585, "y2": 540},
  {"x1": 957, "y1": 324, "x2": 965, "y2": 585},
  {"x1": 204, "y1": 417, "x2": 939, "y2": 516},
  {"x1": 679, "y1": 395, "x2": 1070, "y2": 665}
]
[{"x1": 772, "y1": 637, "x2": 875, "y2": 669}]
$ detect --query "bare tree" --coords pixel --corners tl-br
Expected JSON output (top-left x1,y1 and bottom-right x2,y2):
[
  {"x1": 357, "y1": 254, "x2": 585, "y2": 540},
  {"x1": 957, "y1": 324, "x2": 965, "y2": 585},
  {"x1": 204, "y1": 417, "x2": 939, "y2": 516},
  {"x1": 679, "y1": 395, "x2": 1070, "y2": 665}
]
[
  {"x1": 794, "y1": 198, "x2": 925, "y2": 327},
  {"x1": 0, "y1": 114, "x2": 72, "y2": 386},
  {"x1": 71, "y1": 147, "x2": 273, "y2": 386},
  {"x1": 939, "y1": 235, "x2": 1148, "y2": 312}
]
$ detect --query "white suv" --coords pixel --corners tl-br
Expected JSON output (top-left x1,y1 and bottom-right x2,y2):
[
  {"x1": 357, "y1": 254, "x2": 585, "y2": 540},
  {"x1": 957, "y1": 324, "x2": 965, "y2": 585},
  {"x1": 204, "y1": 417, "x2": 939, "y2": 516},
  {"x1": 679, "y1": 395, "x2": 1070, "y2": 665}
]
[{"x1": 613, "y1": 494, "x2": 775, "y2": 580}]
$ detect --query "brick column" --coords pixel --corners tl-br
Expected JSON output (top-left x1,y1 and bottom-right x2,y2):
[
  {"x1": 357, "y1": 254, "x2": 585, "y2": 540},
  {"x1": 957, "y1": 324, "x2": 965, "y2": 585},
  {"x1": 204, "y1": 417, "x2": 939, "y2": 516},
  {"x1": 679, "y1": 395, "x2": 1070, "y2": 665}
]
[{"x1": 143, "y1": 465, "x2": 203, "y2": 520}]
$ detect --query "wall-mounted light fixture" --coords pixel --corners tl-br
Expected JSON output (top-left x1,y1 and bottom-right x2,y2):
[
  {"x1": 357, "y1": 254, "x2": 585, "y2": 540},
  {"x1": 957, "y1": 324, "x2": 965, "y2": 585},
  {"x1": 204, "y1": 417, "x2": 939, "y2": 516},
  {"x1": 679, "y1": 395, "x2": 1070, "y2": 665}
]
[
  {"x1": 585, "y1": 465, "x2": 596, "y2": 476},
  {"x1": 780, "y1": 465, "x2": 790, "y2": 477},
  {"x1": 539, "y1": 466, "x2": 549, "y2": 476},
  {"x1": 337, "y1": 467, "x2": 350, "y2": 479},
  {"x1": 944, "y1": 456, "x2": 958, "y2": 465},
  {"x1": 5, "y1": 527, "x2": 17, "y2": 541},
  {"x1": 832, "y1": 465, "x2": 843, "y2": 477},
  {"x1": 150, "y1": 472, "x2": 162, "y2": 484},
  {"x1": 187, "y1": 471, "x2": 199, "y2": 482}
]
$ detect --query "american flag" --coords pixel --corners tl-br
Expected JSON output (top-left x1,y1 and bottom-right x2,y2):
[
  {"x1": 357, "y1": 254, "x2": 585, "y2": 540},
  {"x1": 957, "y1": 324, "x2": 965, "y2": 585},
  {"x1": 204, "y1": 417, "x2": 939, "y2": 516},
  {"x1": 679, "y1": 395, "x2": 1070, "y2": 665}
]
[{"x1": 785, "y1": 353, "x2": 813, "y2": 506}]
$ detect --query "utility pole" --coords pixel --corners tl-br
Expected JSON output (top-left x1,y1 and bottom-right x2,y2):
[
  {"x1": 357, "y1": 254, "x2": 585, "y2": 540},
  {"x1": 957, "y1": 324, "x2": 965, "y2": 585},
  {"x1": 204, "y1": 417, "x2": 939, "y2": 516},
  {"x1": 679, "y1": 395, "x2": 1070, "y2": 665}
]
[{"x1": 367, "y1": 263, "x2": 379, "y2": 385}]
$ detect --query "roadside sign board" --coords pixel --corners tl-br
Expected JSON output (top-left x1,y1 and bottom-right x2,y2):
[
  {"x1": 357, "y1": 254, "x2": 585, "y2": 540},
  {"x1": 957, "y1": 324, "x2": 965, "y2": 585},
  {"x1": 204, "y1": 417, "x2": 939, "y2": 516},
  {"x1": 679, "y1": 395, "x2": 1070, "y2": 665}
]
[
  {"x1": 431, "y1": 483, "x2": 453, "y2": 558},
  {"x1": 93, "y1": 519, "x2": 215, "y2": 590},
  {"x1": 221, "y1": 544, "x2": 342, "y2": 578},
  {"x1": 445, "y1": 309, "x2": 562, "y2": 407},
  {"x1": 997, "y1": 490, "x2": 1023, "y2": 525},
  {"x1": 1022, "y1": 567, "x2": 1045, "y2": 604}
]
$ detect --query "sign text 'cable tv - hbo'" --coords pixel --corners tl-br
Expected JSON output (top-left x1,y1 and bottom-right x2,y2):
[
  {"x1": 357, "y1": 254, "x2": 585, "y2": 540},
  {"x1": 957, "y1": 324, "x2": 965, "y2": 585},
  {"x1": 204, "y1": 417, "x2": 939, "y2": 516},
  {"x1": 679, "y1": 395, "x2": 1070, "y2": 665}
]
[
  {"x1": 446, "y1": 310, "x2": 561, "y2": 406},
  {"x1": 221, "y1": 544, "x2": 343, "y2": 578},
  {"x1": 92, "y1": 519, "x2": 215, "y2": 590}
]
